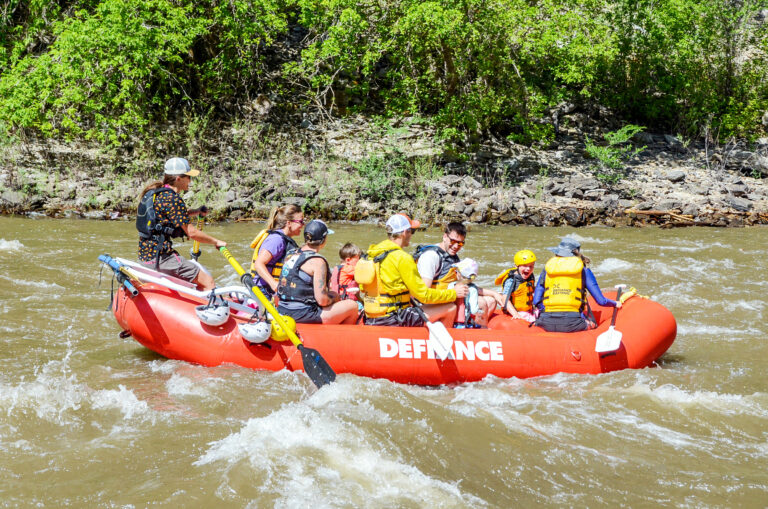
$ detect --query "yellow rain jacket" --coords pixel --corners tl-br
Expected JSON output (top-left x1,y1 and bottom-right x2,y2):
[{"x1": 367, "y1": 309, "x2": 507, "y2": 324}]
[{"x1": 363, "y1": 240, "x2": 456, "y2": 317}]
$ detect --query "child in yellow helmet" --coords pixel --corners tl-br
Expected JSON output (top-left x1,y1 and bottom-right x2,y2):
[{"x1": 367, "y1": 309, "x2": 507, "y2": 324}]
[{"x1": 494, "y1": 249, "x2": 538, "y2": 322}]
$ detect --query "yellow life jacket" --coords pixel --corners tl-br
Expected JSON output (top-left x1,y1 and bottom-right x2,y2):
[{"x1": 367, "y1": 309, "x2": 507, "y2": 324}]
[
  {"x1": 494, "y1": 267, "x2": 514, "y2": 286},
  {"x1": 355, "y1": 250, "x2": 411, "y2": 318},
  {"x1": 542, "y1": 256, "x2": 585, "y2": 313},
  {"x1": 497, "y1": 267, "x2": 535, "y2": 312},
  {"x1": 249, "y1": 229, "x2": 298, "y2": 279}
]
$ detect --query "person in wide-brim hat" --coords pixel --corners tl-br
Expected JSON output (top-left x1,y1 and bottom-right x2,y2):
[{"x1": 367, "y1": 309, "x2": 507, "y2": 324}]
[{"x1": 531, "y1": 237, "x2": 620, "y2": 333}]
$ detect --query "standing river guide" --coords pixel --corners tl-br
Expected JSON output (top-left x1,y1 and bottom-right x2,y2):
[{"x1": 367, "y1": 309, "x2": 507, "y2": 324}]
[{"x1": 136, "y1": 157, "x2": 226, "y2": 290}]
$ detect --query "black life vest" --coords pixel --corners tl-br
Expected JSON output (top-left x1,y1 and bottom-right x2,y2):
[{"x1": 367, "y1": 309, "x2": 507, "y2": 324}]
[
  {"x1": 136, "y1": 187, "x2": 186, "y2": 241},
  {"x1": 413, "y1": 244, "x2": 460, "y2": 289},
  {"x1": 277, "y1": 249, "x2": 329, "y2": 305}
]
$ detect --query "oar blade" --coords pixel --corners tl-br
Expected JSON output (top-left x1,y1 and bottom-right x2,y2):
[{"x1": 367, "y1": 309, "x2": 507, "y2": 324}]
[
  {"x1": 298, "y1": 344, "x2": 337, "y2": 388},
  {"x1": 595, "y1": 326, "x2": 623, "y2": 353},
  {"x1": 427, "y1": 321, "x2": 454, "y2": 361}
]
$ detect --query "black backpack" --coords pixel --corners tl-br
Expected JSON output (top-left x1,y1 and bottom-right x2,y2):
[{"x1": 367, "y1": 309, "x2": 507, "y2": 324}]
[
  {"x1": 136, "y1": 187, "x2": 185, "y2": 240},
  {"x1": 136, "y1": 187, "x2": 186, "y2": 268}
]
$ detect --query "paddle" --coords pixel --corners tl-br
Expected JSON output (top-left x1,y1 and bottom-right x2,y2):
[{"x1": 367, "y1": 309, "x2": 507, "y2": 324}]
[
  {"x1": 413, "y1": 306, "x2": 454, "y2": 361},
  {"x1": 219, "y1": 247, "x2": 336, "y2": 388},
  {"x1": 595, "y1": 284, "x2": 626, "y2": 353}
]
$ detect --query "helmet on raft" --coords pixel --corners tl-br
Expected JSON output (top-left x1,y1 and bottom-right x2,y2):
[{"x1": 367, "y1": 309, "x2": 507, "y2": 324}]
[
  {"x1": 239, "y1": 321, "x2": 272, "y2": 344},
  {"x1": 513, "y1": 249, "x2": 536, "y2": 266},
  {"x1": 195, "y1": 303, "x2": 230, "y2": 326}
]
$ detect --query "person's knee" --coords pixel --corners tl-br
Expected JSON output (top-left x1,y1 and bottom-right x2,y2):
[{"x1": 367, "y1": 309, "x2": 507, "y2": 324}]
[{"x1": 195, "y1": 271, "x2": 214, "y2": 290}]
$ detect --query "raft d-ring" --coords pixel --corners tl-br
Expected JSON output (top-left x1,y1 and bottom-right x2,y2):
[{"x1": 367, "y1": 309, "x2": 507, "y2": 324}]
[
  {"x1": 119, "y1": 330, "x2": 132, "y2": 339},
  {"x1": 571, "y1": 350, "x2": 582, "y2": 361}
]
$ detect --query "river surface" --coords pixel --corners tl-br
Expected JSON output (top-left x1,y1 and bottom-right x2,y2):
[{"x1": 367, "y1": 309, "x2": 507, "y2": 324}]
[{"x1": 1, "y1": 215, "x2": 766, "y2": 507}]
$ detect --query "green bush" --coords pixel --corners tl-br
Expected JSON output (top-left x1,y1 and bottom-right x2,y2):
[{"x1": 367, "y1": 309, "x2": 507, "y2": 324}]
[
  {"x1": 354, "y1": 153, "x2": 410, "y2": 202},
  {"x1": 585, "y1": 124, "x2": 646, "y2": 184},
  {"x1": 0, "y1": 0, "x2": 766, "y2": 146}
]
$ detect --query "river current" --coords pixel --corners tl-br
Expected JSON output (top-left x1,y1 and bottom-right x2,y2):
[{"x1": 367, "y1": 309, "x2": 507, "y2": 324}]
[{"x1": 0, "y1": 216, "x2": 766, "y2": 507}]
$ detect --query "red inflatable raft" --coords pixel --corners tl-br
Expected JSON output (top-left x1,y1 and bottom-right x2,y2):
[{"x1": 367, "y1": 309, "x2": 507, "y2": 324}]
[{"x1": 108, "y1": 273, "x2": 676, "y2": 385}]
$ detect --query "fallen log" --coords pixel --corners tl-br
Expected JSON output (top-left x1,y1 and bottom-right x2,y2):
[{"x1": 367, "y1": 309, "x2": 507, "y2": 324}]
[{"x1": 624, "y1": 209, "x2": 694, "y2": 222}]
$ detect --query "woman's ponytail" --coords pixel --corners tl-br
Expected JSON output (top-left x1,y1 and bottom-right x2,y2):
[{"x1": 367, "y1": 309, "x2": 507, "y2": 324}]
[{"x1": 267, "y1": 204, "x2": 302, "y2": 229}]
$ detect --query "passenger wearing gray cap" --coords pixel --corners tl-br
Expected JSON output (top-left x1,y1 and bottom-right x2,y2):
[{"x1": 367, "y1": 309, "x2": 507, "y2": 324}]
[
  {"x1": 276, "y1": 220, "x2": 359, "y2": 325},
  {"x1": 136, "y1": 157, "x2": 226, "y2": 290},
  {"x1": 531, "y1": 237, "x2": 620, "y2": 333}
]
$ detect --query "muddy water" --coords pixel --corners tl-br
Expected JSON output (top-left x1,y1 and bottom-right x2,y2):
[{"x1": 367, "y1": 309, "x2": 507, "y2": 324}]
[{"x1": 1, "y1": 215, "x2": 766, "y2": 507}]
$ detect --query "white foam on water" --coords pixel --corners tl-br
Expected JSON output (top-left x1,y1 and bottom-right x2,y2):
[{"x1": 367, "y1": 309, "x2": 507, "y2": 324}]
[
  {"x1": 613, "y1": 413, "x2": 700, "y2": 449},
  {"x1": 0, "y1": 360, "x2": 87, "y2": 426},
  {"x1": 0, "y1": 274, "x2": 65, "y2": 290},
  {"x1": 658, "y1": 240, "x2": 732, "y2": 253},
  {"x1": 645, "y1": 257, "x2": 734, "y2": 281},
  {"x1": 0, "y1": 239, "x2": 24, "y2": 251},
  {"x1": 623, "y1": 383, "x2": 768, "y2": 417},
  {"x1": 446, "y1": 383, "x2": 545, "y2": 440},
  {"x1": 196, "y1": 381, "x2": 486, "y2": 507},
  {"x1": 91, "y1": 385, "x2": 151, "y2": 420},
  {"x1": 731, "y1": 300, "x2": 765, "y2": 312},
  {"x1": 166, "y1": 373, "x2": 216, "y2": 397},
  {"x1": 564, "y1": 233, "x2": 613, "y2": 245},
  {"x1": 147, "y1": 359, "x2": 185, "y2": 375},
  {"x1": 677, "y1": 323, "x2": 761, "y2": 339},
  {"x1": 591, "y1": 257, "x2": 634, "y2": 275}
]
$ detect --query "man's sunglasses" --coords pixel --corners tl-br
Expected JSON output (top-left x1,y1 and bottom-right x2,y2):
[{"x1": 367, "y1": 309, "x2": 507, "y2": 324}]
[{"x1": 447, "y1": 236, "x2": 465, "y2": 247}]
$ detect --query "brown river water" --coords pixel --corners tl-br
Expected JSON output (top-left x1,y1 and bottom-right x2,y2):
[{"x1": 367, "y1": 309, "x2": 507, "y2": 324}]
[{"x1": 1, "y1": 215, "x2": 766, "y2": 507}]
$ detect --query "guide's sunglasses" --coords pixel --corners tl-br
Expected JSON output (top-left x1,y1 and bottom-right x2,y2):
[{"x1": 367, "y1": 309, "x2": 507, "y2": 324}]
[{"x1": 447, "y1": 236, "x2": 465, "y2": 247}]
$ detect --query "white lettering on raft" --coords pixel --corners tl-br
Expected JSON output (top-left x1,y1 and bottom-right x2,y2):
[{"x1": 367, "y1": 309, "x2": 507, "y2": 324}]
[{"x1": 379, "y1": 338, "x2": 504, "y2": 361}]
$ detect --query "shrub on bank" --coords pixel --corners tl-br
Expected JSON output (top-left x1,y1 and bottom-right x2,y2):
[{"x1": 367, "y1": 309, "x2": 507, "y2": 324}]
[{"x1": 0, "y1": 0, "x2": 766, "y2": 148}]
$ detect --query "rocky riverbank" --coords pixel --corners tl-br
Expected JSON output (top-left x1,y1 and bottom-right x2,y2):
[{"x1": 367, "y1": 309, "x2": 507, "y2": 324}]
[{"x1": 1, "y1": 109, "x2": 767, "y2": 228}]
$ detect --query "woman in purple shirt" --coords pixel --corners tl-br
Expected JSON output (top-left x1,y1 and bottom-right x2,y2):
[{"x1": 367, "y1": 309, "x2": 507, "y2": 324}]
[{"x1": 249, "y1": 204, "x2": 304, "y2": 299}]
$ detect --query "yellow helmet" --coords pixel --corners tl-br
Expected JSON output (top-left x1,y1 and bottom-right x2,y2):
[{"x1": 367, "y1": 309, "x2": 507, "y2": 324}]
[
  {"x1": 270, "y1": 315, "x2": 296, "y2": 342},
  {"x1": 514, "y1": 249, "x2": 536, "y2": 266}
]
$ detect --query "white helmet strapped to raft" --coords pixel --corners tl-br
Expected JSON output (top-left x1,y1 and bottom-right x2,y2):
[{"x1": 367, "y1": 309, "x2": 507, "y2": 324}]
[
  {"x1": 195, "y1": 294, "x2": 230, "y2": 326},
  {"x1": 239, "y1": 321, "x2": 272, "y2": 344}
]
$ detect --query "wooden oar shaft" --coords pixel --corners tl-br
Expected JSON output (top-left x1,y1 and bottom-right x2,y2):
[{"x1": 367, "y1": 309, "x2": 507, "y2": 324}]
[{"x1": 219, "y1": 247, "x2": 303, "y2": 349}]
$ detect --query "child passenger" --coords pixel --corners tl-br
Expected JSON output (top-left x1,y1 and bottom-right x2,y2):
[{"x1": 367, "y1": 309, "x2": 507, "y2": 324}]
[
  {"x1": 330, "y1": 242, "x2": 362, "y2": 301},
  {"x1": 495, "y1": 249, "x2": 538, "y2": 323},
  {"x1": 452, "y1": 258, "x2": 506, "y2": 328}
]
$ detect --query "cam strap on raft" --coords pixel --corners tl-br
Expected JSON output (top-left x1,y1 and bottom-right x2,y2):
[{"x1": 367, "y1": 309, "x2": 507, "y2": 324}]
[
  {"x1": 541, "y1": 256, "x2": 586, "y2": 313},
  {"x1": 356, "y1": 250, "x2": 411, "y2": 318},
  {"x1": 249, "y1": 229, "x2": 299, "y2": 279}
]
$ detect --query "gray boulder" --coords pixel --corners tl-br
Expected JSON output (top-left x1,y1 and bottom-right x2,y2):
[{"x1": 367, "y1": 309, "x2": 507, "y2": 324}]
[
  {"x1": 727, "y1": 196, "x2": 752, "y2": 212},
  {"x1": 727, "y1": 184, "x2": 749, "y2": 197},
  {"x1": 571, "y1": 176, "x2": 600, "y2": 191},
  {"x1": 666, "y1": 170, "x2": 686, "y2": 183}
]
